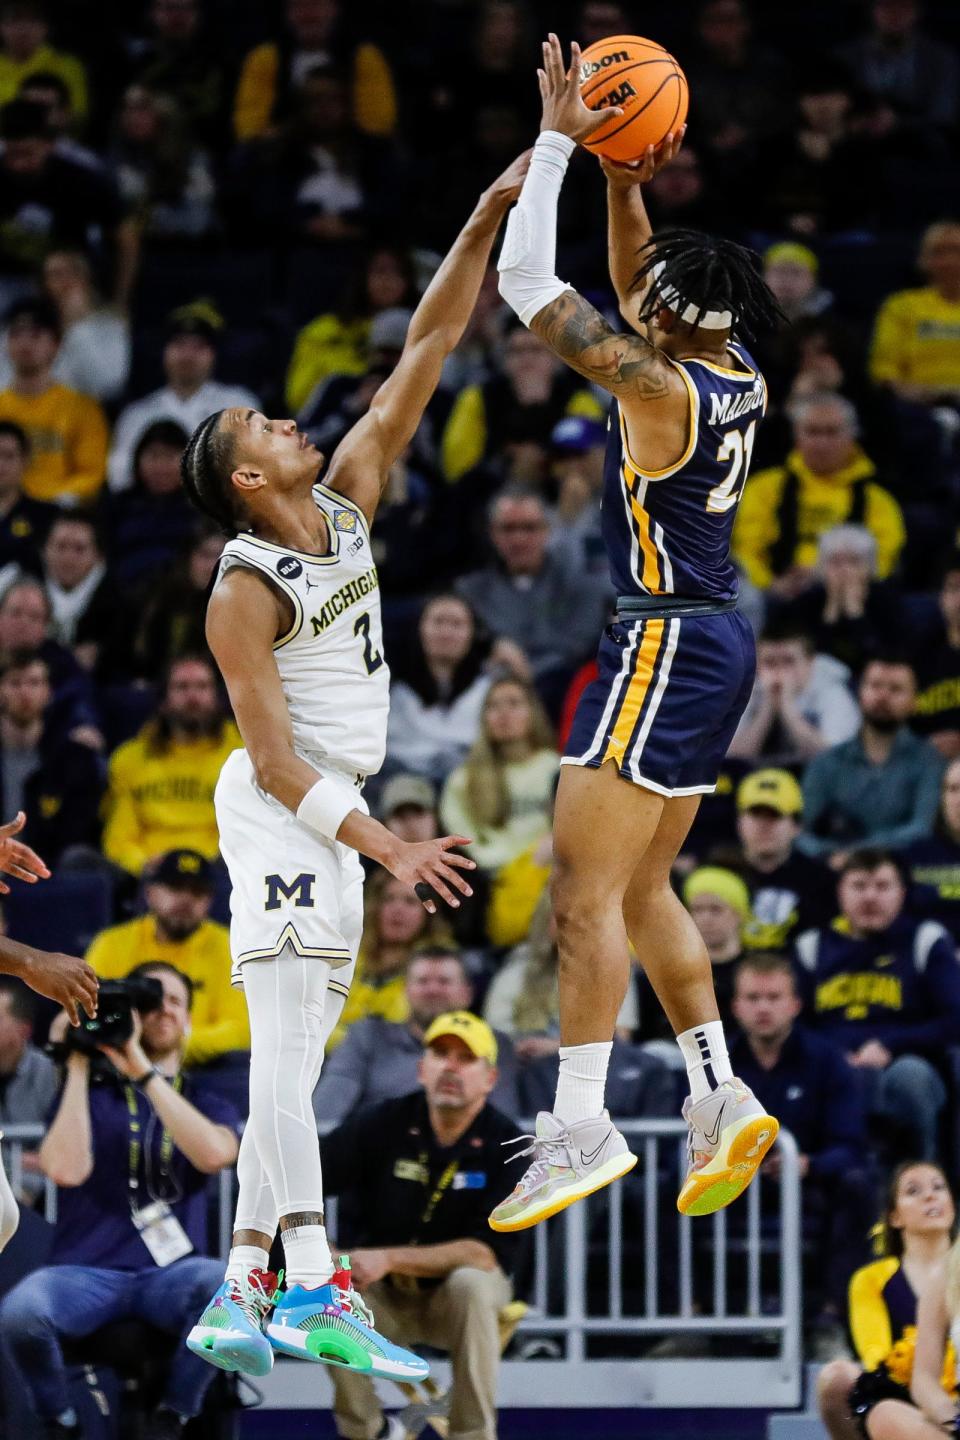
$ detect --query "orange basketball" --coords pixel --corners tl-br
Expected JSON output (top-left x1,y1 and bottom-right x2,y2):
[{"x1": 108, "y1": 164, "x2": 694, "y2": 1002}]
[{"x1": 578, "y1": 34, "x2": 688, "y2": 163}]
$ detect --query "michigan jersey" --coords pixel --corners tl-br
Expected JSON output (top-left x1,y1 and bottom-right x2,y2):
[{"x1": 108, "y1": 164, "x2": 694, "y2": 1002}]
[
  {"x1": 603, "y1": 342, "x2": 767, "y2": 601},
  {"x1": 214, "y1": 482, "x2": 389, "y2": 779}
]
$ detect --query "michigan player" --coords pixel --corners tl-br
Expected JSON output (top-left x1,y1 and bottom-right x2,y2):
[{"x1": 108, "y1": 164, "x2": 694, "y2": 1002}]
[
  {"x1": 178, "y1": 155, "x2": 530, "y2": 1379},
  {"x1": 489, "y1": 37, "x2": 785, "y2": 1233}
]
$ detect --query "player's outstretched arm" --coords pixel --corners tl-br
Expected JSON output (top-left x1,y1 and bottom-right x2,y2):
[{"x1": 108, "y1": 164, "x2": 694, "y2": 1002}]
[
  {"x1": 208, "y1": 570, "x2": 475, "y2": 912},
  {"x1": 0, "y1": 937, "x2": 98, "y2": 1025},
  {"x1": 327, "y1": 152, "x2": 531, "y2": 525},
  {"x1": 601, "y1": 129, "x2": 685, "y2": 331}
]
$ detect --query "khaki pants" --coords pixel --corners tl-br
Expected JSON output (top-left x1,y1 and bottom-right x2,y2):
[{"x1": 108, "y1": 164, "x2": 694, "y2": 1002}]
[{"x1": 332, "y1": 1265, "x2": 513, "y2": 1440}]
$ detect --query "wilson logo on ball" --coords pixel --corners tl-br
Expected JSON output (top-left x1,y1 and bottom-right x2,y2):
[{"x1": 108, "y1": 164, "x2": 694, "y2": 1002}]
[{"x1": 579, "y1": 50, "x2": 629, "y2": 81}]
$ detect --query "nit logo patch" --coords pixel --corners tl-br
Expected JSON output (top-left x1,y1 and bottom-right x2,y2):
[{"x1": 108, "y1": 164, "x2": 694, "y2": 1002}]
[
  {"x1": 277, "y1": 556, "x2": 303, "y2": 580},
  {"x1": 333, "y1": 509, "x2": 357, "y2": 533}
]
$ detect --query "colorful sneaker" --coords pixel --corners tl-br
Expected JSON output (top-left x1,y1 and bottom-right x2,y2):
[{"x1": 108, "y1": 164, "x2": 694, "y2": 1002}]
[
  {"x1": 677, "y1": 1078, "x2": 780, "y2": 1217},
  {"x1": 266, "y1": 1256, "x2": 429, "y2": 1380},
  {"x1": 488, "y1": 1111, "x2": 637, "y2": 1233},
  {"x1": 186, "y1": 1268, "x2": 281, "y2": 1376}
]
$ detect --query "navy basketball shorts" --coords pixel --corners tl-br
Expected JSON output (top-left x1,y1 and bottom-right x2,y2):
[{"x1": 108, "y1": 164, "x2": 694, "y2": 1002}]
[{"x1": 563, "y1": 609, "x2": 756, "y2": 796}]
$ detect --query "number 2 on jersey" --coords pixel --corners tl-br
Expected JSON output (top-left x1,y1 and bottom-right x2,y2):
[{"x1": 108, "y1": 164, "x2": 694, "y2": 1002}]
[
  {"x1": 354, "y1": 611, "x2": 383, "y2": 675},
  {"x1": 706, "y1": 419, "x2": 756, "y2": 514}
]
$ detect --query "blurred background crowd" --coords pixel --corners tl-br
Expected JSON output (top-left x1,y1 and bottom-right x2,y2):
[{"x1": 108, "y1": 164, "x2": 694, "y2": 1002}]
[{"x1": 0, "y1": 0, "x2": 958, "y2": 1374}]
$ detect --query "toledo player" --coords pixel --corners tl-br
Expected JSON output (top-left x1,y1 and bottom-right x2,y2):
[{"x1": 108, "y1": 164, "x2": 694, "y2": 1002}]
[
  {"x1": 489, "y1": 37, "x2": 785, "y2": 1233},
  {"x1": 179, "y1": 155, "x2": 530, "y2": 1379}
]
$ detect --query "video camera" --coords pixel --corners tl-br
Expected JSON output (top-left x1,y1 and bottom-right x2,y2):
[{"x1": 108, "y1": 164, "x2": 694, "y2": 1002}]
[{"x1": 66, "y1": 976, "x2": 165, "y2": 1055}]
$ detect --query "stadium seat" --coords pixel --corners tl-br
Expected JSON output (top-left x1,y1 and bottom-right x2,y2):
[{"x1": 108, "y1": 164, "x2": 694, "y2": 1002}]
[{"x1": 4, "y1": 872, "x2": 113, "y2": 960}]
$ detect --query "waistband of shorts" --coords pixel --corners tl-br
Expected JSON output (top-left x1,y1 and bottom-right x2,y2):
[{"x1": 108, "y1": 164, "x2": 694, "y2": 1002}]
[{"x1": 616, "y1": 595, "x2": 738, "y2": 621}]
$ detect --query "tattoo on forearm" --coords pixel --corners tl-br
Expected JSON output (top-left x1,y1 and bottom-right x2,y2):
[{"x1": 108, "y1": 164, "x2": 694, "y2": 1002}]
[{"x1": 531, "y1": 291, "x2": 668, "y2": 398}]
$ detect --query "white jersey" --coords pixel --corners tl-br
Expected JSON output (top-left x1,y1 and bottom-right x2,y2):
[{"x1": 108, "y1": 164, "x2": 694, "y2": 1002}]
[{"x1": 214, "y1": 483, "x2": 389, "y2": 778}]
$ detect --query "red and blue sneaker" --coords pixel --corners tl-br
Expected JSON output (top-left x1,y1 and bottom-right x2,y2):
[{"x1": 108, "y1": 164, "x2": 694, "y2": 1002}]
[{"x1": 186, "y1": 1268, "x2": 281, "y2": 1376}]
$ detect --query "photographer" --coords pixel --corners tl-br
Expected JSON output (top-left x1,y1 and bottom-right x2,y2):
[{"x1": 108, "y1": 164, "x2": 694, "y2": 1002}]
[{"x1": 0, "y1": 962, "x2": 239, "y2": 1440}]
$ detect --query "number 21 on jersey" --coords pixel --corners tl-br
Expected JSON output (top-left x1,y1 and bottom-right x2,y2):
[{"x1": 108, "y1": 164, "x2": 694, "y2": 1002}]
[{"x1": 706, "y1": 419, "x2": 756, "y2": 514}]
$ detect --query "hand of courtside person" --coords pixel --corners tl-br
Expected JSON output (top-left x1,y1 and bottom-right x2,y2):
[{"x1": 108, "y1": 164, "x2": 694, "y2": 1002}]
[
  {"x1": 0, "y1": 811, "x2": 50, "y2": 893},
  {"x1": 537, "y1": 33, "x2": 622, "y2": 143},
  {"x1": 599, "y1": 125, "x2": 687, "y2": 187},
  {"x1": 22, "y1": 949, "x2": 99, "y2": 1026},
  {"x1": 385, "y1": 835, "x2": 476, "y2": 914},
  {"x1": 100, "y1": 1010, "x2": 148, "y2": 1079}
]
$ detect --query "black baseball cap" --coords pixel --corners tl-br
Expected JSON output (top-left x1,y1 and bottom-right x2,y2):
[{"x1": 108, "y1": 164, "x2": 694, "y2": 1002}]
[{"x1": 150, "y1": 849, "x2": 215, "y2": 891}]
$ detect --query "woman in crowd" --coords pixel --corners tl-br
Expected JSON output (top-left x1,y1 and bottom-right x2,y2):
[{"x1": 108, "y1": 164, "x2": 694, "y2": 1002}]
[
  {"x1": 484, "y1": 889, "x2": 637, "y2": 1062},
  {"x1": 905, "y1": 758, "x2": 960, "y2": 945},
  {"x1": 106, "y1": 420, "x2": 195, "y2": 591},
  {"x1": 818, "y1": 1162, "x2": 956, "y2": 1440},
  {"x1": 109, "y1": 84, "x2": 217, "y2": 238},
  {"x1": 440, "y1": 676, "x2": 559, "y2": 873},
  {"x1": 329, "y1": 867, "x2": 453, "y2": 1048},
  {"x1": 775, "y1": 524, "x2": 900, "y2": 673},
  {"x1": 39, "y1": 250, "x2": 130, "y2": 402},
  {"x1": 133, "y1": 526, "x2": 224, "y2": 677}
]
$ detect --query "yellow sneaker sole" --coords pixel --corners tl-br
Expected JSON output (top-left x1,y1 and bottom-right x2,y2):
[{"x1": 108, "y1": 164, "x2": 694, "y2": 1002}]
[
  {"x1": 677, "y1": 1113, "x2": 780, "y2": 1217},
  {"x1": 488, "y1": 1151, "x2": 638, "y2": 1233}
]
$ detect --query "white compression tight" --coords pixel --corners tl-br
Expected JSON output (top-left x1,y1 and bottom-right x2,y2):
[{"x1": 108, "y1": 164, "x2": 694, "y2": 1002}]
[
  {"x1": 234, "y1": 947, "x2": 350, "y2": 1237},
  {"x1": 0, "y1": 1143, "x2": 19, "y2": 1252}
]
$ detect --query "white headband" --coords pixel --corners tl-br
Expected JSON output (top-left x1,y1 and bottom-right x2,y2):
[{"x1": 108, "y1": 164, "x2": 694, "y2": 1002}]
[{"x1": 651, "y1": 261, "x2": 733, "y2": 330}]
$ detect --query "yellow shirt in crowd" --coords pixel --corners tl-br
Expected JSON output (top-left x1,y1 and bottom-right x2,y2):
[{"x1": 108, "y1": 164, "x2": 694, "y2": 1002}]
[
  {"x1": 233, "y1": 40, "x2": 396, "y2": 140},
  {"x1": 87, "y1": 914, "x2": 249, "y2": 1066},
  {"x1": 0, "y1": 44, "x2": 88, "y2": 118},
  {"x1": 870, "y1": 286, "x2": 960, "y2": 391},
  {"x1": 102, "y1": 724, "x2": 241, "y2": 877},
  {"x1": 0, "y1": 384, "x2": 108, "y2": 504}
]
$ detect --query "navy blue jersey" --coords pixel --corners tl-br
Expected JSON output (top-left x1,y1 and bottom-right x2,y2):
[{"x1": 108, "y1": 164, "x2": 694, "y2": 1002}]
[{"x1": 601, "y1": 342, "x2": 767, "y2": 601}]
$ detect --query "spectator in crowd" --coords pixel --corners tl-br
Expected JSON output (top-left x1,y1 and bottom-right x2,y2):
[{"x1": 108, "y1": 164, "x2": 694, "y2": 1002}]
[
  {"x1": 108, "y1": 84, "x2": 217, "y2": 239},
  {"x1": 102, "y1": 654, "x2": 240, "y2": 878},
  {"x1": 233, "y1": 0, "x2": 397, "y2": 142},
  {"x1": 0, "y1": 962, "x2": 240, "y2": 1439},
  {"x1": 684, "y1": 0, "x2": 789, "y2": 173},
  {"x1": 913, "y1": 552, "x2": 960, "y2": 757},
  {"x1": 125, "y1": 0, "x2": 228, "y2": 146},
  {"x1": 729, "y1": 620, "x2": 861, "y2": 764},
  {"x1": 486, "y1": 827, "x2": 552, "y2": 950},
  {"x1": 796, "y1": 849, "x2": 960, "y2": 1161},
  {"x1": 734, "y1": 393, "x2": 906, "y2": 598},
  {"x1": 41, "y1": 513, "x2": 121, "y2": 673},
  {"x1": 730, "y1": 954, "x2": 869, "y2": 1321},
  {"x1": 132, "y1": 526, "x2": 224, "y2": 676},
  {"x1": 839, "y1": 0, "x2": 959, "y2": 130},
  {"x1": 296, "y1": 308, "x2": 412, "y2": 453},
  {"x1": 441, "y1": 324, "x2": 603, "y2": 485},
  {"x1": 484, "y1": 889, "x2": 637, "y2": 1056},
  {"x1": 107, "y1": 304, "x2": 259, "y2": 493},
  {"x1": 0, "y1": 419, "x2": 55, "y2": 588},
  {"x1": 0, "y1": 298, "x2": 108, "y2": 505},
  {"x1": 818, "y1": 1162, "x2": 955, "y2": 1440},
  {"x1": 798, "y1": 656, "x2": 943, "y2": 862},
  {"x1": 905, "y1": 757, "x2": 960, "y2": 945},
  {"x1": 38, "y1": 249, "x2": 129, "y2": 401},
  {"x1": 315, "y1": 945, "x2": 520, "y2": 1124},
  {"x1": 457, "y1": 490, "x2": 610, "y2": 702},
  {"x1": 0, "y1": 975, "x2": 56, "y2": 1200},
  {"x1": 547, "y1": 415, "x2": 607, "y2": 579},
  {"x1": 0, "y1": 578, "x2": 98, "y2": 742},
  {"x1": 763, "y1": 243, "x2": 834, "y2": 326},
  {"x1": 331, "y1": 867, "x2": 455, "y2": 1048},
  {"x1": 104, "y1": 419, "x2": 194, "y2": 591},
  {"x1": 321, "y1": 1011, "x2": 519, "y2": 1440},
  {"x1": 285, "y1": 244, "x2": 418, "y2": 411},
  {"x1": 870, "y1": 222, "x2": 960, "y2": 405},
  {"x1": 642, "y1": 143, "x2": 715, "y2": 232},
  {"x1": 0, "y1": 0, "x2": 86, "y2": 117},
  {"x1": 440, "y1": 677, "x2": 559, "y2": 873},
  {"x1": 0, "y1": 651, "x2": 103, "y2": 863},
  {"x1": 380, "y1": 773, "x2": 438, "y2": 844},
  {"x1": 16, "y1": 70, "x2": 100, "y2": 171},
  {"x1": 732, "y1": 769, "x2": 835, "y2": 951},
  {"x1": 86, "y1": 851, "x2": 249, "y2": 1070},
  {"x1": 775, "y1": 525, "x2": 901, "y2": 676},
  {"x1": 0, "y1": 100, "x2": 138, "y2": 308},
  {"x1": 386, "y1": 593, "x2": 497, "y2": 783},
  {"x1": 682, "y1": 866, "x2": 750, "y2": 1026}
]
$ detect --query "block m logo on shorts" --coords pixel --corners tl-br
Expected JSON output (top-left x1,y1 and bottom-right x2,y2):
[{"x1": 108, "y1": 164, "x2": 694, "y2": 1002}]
[{"x1": 264, "y1": 872, "x2": 316, "y2": 911}]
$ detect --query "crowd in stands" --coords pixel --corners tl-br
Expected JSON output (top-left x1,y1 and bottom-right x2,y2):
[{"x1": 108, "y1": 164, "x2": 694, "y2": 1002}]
[{"x1": 0, "y1": 0, "x2": 958, "y2": 1404}]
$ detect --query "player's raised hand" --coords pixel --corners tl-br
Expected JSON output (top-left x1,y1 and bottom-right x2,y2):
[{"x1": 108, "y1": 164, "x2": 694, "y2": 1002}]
[
  {"x1": 538, "y1": 33, "x2": 622, "y2": 144},
  {"x1": 0, "y1": 811, "x2": 50, "y2": 892},
  {"x1": 386, "y1": 836, "x2": 476, "y2": 914},
  {"x1": 481, "y1": 150, "x2": 533, "y2": 214},
  {"x1": 599, "y1": 126, "x2": 687, "y2": 187},
  {"x1": 18, "y1": 948, "x2": 98, "y2": 1026}
]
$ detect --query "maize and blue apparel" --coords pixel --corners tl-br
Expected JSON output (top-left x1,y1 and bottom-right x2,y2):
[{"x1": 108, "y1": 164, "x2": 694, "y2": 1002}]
[
  {"x1": 740, "y1": 851, "x2": 837, "y2": 952},
  {"x1": 564, "y1": 345, "x2": 766, "y2": 796},
  {"x1": 904, "y1": 832, "x2": 960, "y2": 942}
]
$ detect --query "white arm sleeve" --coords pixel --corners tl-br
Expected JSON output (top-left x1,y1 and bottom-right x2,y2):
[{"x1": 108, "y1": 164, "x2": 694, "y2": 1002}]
[{"x1": 497, "y1": 130, "x2": 577, "y2": 327}]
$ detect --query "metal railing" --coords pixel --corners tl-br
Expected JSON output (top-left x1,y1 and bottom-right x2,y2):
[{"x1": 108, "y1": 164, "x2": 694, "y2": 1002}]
[{"x1": 0, "y1": 1118, "x2": 803, "y2": 1409}]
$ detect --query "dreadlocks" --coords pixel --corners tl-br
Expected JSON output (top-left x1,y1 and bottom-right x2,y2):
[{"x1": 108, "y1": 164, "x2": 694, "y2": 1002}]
[
  {"x1": 180, "y1": 410, "x2": 240, "y2": 535},
  {"x1": 631, "y1": 229, "x2": 786, "y2": 340}
]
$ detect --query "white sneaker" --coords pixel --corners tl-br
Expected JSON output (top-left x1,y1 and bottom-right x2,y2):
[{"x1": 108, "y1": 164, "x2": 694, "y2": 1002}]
[
  {"x1": 677, "y1": 1078, "x2": 779, "y2": 1217},
  {"x1": 488, "y1": 1110, "x2": 637, "y2": 1233}
]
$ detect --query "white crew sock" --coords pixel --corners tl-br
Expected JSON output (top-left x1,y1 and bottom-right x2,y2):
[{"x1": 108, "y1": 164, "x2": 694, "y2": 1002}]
[
  {"x1": 554, "y1": 1041, "x2": 613, "y2": 1124},
  {"x1": 282, "y1": 1223, "x2": 334, "y2": 1289},
  {"x1": 225, "y1": 1244, "x2": 270, "y2": 1287},
  {"x1": 677, "y1": 1021, "x2": 734, "y2": 1102}
]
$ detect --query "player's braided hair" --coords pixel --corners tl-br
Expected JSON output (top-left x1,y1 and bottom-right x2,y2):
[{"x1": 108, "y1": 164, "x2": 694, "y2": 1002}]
[
  {"x1": 180, "y1": 410, "x2": 240, "y2": 535},
  {"x1": 630, "y1": 229, "x2": 786, "y2": 339}
]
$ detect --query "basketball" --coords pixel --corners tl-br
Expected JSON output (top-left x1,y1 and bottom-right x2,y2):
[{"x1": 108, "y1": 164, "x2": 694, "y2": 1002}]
[{"x1": 578, "y1": 34, "x2": 688, "y2": 163}]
